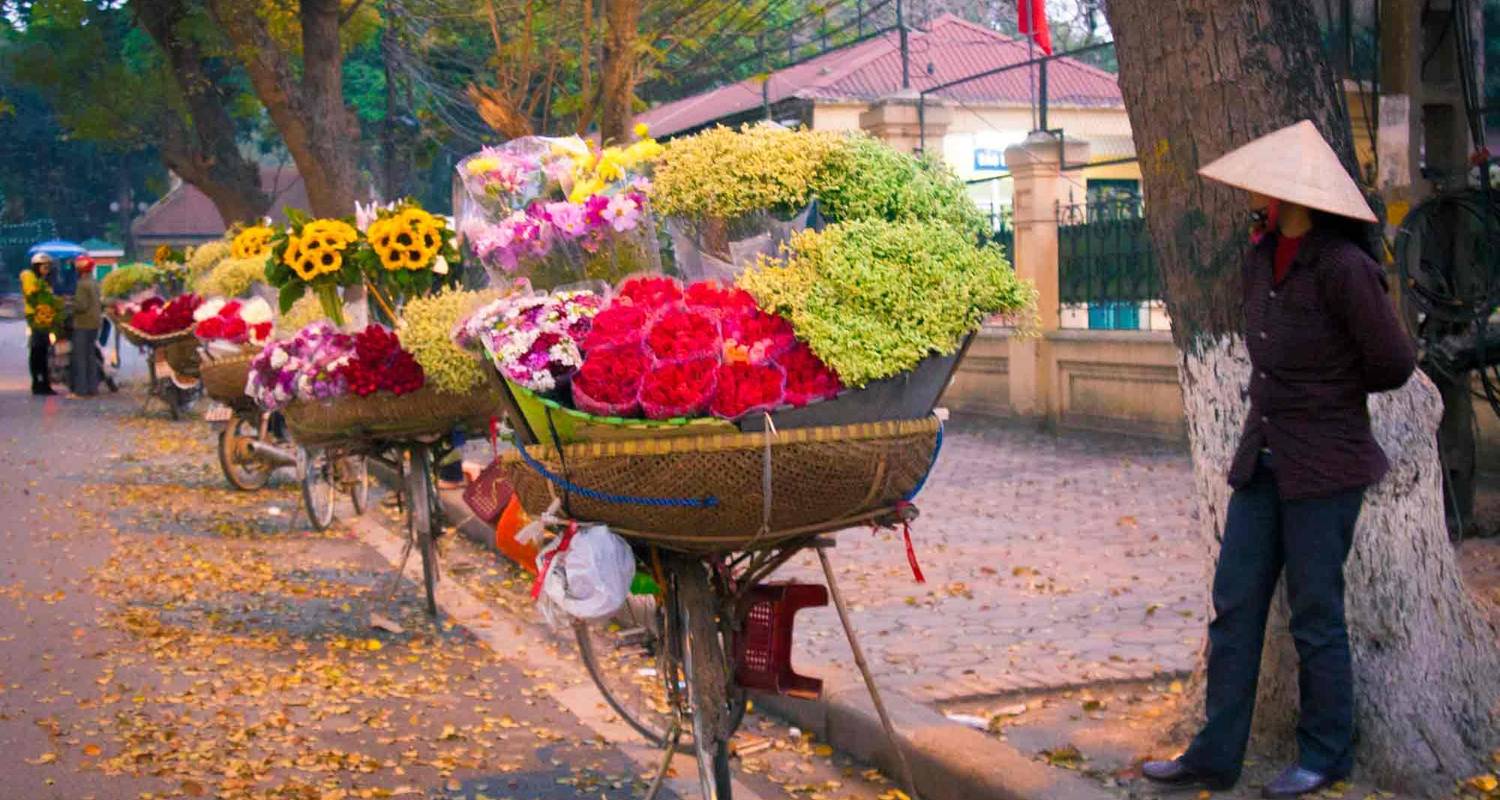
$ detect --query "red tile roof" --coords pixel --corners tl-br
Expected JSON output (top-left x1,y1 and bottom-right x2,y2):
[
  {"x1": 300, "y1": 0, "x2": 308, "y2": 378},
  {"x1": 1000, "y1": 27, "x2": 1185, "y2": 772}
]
[
  {"x1": 131, "y1": 164, "x2": 311, "y2": 242},
  {"x1": 638, "y1": 14, "x2": 1123, "y2": 137}
]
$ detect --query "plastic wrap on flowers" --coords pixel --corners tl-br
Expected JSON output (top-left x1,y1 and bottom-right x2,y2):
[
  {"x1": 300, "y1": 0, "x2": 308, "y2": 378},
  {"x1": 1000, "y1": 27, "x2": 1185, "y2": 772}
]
[
  {"x1": 640, "y1": 358, "x2": 717, "y2": 420},
  {"x1": 644, "y1": 306, "x2": 719, "y2": 364},
  {"x1": 711, "y1": 361, "x2": 786, "y2": 420},
  {"x1": 456, "y1": 134, "x2": 666, "y2": 291},
  {"x1": 571, "y1": 345, "x2": 647, "y2": 418},
  {"x1": 500, "y1": 416, "x2": 941, "y2": 551},
  {"x1": 665, "y1": 204, "x2": 812, "y2": 284}
]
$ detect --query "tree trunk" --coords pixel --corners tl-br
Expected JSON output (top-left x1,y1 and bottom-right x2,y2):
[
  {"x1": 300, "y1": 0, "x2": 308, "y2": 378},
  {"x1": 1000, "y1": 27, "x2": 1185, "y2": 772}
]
[
  {"x1": 133, "y1": 0, "x2": 270, "y2": 225},
  {"x1": 207, "y1": 0, "x2": 361, "y2": 217},
  {"x1": 599, "y1": 0, "x2": 641, "y2": 143},
  {"x1": 1103, "y1": 0, "x2": 1500, "y2": 793}
]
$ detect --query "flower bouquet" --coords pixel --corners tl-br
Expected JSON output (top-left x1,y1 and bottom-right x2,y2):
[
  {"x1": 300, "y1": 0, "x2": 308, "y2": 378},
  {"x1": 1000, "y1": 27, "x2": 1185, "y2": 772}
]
[
  {"x1": 457, "y1": 130, "x2": 665, "y2": 289},
  {"x1": 25, "y1": 285, "x2": 64, "y2": 336},
  {"x1": 264, "y1": 211, "x2": 362, "y2": 326},
  {"x1": 355, "y1": 202, "x2": 463, "y2": 310},
  {"x1": 571, "y1": 344, "x2": 648, "y2": 417},
  {"x1": 194, "y1": 297, "x2": 275, "y2": 357},
  {"x1": 640, "y1": 358, "x2": 717, "y2": 419},
  {"x1": 461, "y1": 290, "x2": 602, "y2": 395},
  {"x1": 128, "y1": 292, "x2": 203, "y2": 337}
]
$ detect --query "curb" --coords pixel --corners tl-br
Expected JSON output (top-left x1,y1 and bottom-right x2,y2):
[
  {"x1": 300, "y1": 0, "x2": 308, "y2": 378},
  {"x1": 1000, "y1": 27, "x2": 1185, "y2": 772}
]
[{"x1": 428, "y1": 487, "x2": 1116, "y2": 800}]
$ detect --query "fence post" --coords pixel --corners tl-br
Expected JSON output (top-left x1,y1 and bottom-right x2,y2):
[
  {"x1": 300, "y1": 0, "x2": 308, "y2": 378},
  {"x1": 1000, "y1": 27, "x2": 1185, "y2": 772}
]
[
  {"x1": 1002, "y1": 133, "x2": 1090, "y2": 422},
  {"x1": 859, "y1": 93, "x2": 951, "y2": 155}
]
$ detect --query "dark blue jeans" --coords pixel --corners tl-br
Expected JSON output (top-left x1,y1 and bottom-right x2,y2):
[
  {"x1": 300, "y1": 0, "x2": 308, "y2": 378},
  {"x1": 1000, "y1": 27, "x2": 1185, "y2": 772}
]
[{"x1": 1181, "y1": 455, "x2": 1364, "y2": 783}]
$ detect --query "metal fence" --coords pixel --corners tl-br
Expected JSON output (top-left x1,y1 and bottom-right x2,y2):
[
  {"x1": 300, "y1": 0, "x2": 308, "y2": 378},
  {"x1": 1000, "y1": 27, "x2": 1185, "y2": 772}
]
[
  {"x1": 1057, "y1": 191, "x2": 1160, "y2": 330},
  {"x1": 983, "y1": 204, "x2": 1014, "y2": 263}
]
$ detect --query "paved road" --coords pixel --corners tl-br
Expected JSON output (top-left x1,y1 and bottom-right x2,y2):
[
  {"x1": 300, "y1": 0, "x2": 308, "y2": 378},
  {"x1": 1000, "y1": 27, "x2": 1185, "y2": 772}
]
[
  {"x1": 779, "y1": 416, "x2": 1206, "y2": 703},
  {"x1": 0, "y1": 320, "x2": 903, "y2": 800}
]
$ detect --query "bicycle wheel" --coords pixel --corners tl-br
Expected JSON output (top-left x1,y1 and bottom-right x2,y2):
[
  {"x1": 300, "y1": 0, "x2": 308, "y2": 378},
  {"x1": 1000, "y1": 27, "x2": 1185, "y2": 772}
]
[
  {"x1": 406, "y1": 446, "x2": 439, "y2": 616},
  {"x1": 301, "y1": 448, "x2": 336, "y2": 531},
  {"x1": 574, "y1": 595, "x2": 676, "y2": 746},
  {"x1": 346, "y1": 457, "x2": 370, "y2": 515},
  {"x1": 218, "y1": 415, "x2": 273, "y2": 491},
  {"x1": 671, "y1": 558, "x2": 735, "y2": 800}
]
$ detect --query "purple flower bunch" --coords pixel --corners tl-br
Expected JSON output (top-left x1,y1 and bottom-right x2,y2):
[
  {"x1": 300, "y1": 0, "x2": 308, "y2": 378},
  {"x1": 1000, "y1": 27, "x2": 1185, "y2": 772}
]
[
  {"x1": 460, "y1": 148, "x2": 540, "y2": 204},
  {"x1": 467, "y1": 190, "x2": 649, "y2": 274},
  {"x1": 246, "y1": 320, "x2": 355, "y2": 410},
  {"x1": 462, "y1": 290, "x2": 603, "y2": 394}
]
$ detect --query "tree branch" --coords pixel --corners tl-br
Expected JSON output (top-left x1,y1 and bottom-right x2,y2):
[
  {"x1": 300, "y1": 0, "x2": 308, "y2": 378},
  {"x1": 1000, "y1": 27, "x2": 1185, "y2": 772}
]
[{"x1": 339, "y1": 0, "x2": 367, "y2": 25}]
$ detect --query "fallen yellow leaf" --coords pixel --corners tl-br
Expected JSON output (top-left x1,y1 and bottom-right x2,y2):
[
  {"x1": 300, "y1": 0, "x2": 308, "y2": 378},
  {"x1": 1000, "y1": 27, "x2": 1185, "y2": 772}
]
[{"x1": 26, "y1": 752, "x2": 57, "y2": 765}]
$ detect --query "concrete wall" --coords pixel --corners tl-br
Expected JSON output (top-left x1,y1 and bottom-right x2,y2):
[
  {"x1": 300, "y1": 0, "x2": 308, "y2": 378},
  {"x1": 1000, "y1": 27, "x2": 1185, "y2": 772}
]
[{"x1": 945, "y1": 327, "x2": 1185, "y2": 440}]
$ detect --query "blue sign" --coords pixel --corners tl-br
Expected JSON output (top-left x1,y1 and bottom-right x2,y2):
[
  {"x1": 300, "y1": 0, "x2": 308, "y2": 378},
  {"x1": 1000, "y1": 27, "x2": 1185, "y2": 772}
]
[{"x1": 974, "y1": 148, "x2": 1006, "y2": 170}]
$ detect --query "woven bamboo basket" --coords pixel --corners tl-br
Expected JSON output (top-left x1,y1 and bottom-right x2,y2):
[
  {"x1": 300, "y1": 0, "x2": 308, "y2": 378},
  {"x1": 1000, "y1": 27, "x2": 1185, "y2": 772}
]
[
  {"x1": 283, "y1": 373, "x2": 507, "y2": 447},
  {"x1": 501, "y1": 416, "x2": 941, "y2": 553},
  {"x1": 200, "y1": 351, "x2": 258, "y2": 412},
  {"x1": 159, "y1": 337, "x2": 201, "y2": 379}
]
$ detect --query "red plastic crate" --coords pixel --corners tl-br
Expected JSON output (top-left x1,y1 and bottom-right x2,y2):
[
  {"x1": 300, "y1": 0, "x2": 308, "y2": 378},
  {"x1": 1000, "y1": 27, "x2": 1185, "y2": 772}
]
[{"x1": 734, "y1": 582, "x2": 827, "y2": 699}]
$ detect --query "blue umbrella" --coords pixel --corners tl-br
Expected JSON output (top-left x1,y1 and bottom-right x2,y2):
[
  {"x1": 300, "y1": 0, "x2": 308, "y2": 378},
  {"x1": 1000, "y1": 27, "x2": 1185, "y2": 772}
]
[{"x1": 27, "y1": 240, "x2": 86, "y2": 260}]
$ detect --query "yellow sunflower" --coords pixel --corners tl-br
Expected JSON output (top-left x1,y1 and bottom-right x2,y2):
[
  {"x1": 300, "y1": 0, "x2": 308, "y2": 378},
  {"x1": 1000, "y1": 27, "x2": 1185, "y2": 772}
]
[{"x1": 231, "y1": 225, "x2": 275, "y2": 259}]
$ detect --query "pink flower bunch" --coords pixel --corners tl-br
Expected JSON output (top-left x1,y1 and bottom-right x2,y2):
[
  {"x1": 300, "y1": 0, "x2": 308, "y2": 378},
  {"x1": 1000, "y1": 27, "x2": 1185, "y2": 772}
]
[{"x1": 469, "y1": 191, "x2": 649, "y2": 274}]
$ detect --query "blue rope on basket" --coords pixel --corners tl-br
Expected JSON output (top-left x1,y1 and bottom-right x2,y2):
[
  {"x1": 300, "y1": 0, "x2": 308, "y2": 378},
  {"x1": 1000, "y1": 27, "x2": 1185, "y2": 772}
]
[
  {"x1": 902, "y1": 418, "x2": 944, "y2": 502},
  {"x1": 510, "y1": 436, "x2": 720, "y2": 509}
]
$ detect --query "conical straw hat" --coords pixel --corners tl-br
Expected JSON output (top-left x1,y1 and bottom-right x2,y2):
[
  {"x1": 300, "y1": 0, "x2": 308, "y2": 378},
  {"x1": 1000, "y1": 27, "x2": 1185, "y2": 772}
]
[{"x1": 1198, "y1": 120, "x2": 1376, "y2": 222}]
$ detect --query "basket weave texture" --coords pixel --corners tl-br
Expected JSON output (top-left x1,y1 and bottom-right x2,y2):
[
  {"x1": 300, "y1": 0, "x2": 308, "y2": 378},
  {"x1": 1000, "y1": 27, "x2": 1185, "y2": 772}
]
[
  {"x1": 284, "y1": 373, "x2": 506, "y2": 446},
  {"x1": 200, "y1": 352, "x2": 258, "y2": 412},
  {"x1": 159, "y1": 337, "x2": 201, "y2": 378},
  {"x1": 501, "y1": 416, "x2": 940, "y2": 552},
  {"x1": 108, "y1": 311, "x2": 196, "y2": 349}
]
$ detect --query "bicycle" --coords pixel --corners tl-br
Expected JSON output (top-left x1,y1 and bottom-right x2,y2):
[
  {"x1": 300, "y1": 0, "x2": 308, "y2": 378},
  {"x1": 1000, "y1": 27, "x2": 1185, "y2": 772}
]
[{"x1": 506, "y1": 414, "x2": 940, "y2": 800}]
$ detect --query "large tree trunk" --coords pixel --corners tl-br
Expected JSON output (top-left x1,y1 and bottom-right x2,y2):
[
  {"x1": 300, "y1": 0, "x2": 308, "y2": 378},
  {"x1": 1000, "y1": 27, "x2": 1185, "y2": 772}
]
[
  {"x1": 133, "y1": 0, "x2": 270, "y2": 224},
  {"x1": 1103, "y1": 1, "x2": 1500, "y2": 793},
  {"x1": 599, "y1": 0, "x2": 641, "y2": 143},
  {"x1": 207, "y1": 0, "x2": 361, "y2": 217}
]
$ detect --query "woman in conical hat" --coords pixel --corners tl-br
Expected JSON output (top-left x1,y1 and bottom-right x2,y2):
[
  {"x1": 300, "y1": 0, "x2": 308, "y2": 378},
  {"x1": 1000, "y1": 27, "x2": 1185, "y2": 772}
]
[{"x1": 1142, "y1": 121, "x2": 1416, "y2": 798}]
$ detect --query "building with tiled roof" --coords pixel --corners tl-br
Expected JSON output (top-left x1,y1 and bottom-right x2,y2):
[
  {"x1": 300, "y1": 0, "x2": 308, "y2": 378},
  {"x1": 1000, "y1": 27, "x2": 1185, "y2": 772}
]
[
  {"x1": 638, "y1": 14, "x2": 1142, "y2": 213},
  {"x1": 131, "y1": 164, "x2": 311, "y2": 251}
]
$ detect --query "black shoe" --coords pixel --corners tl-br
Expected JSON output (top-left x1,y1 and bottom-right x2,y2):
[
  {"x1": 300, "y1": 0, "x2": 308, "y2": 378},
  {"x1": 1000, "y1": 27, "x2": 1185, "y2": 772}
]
[
  {"x1": 1261, "y1": 766, "x2": 1334, "y2": 798},
  {"x1": 1142, "y1": 759, "x2": 1236, "y2": 791},
  {"x1": 105, "y1": 377, "x2": 119, "y2": 393},
  {"x1": 34, "y1": 385, "x2": 58, "y2": 396}
]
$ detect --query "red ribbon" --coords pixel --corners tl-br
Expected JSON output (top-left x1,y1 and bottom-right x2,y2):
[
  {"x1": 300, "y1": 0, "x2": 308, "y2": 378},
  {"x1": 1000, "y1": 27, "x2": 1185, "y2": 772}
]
[
  {"x1": 903, "y1": 521, "x2": 926, "y2": 584},
  {"x1": 531, "y1": 520, "x2": 577, "y2": 600}
]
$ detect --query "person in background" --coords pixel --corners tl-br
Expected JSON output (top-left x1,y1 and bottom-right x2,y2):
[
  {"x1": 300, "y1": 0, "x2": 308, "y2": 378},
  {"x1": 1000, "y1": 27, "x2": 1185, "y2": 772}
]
[
  {"x1": 1141, "y1": 121, "x2": 1417, "y2": 797},
  {"x1": 21, "y1": 252, "x2": 57, "y2": 395},
  {"x1": 68, "y1": 255, "x2": 103, "y2": 396}
]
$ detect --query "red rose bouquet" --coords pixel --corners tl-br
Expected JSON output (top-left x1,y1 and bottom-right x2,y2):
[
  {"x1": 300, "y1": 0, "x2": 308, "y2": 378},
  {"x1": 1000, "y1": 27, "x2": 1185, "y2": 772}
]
[
  {"x1": 645, "y1": 306, "x2": 720, "y2": 363},
  {"x1": 572, "y1": 345, "x2": 649, "y2": 417},
  {"x1": 615, "y1": 274, "x2": 683, "y2": 310},
  {"x1": 640, "y1": 357, "x2": 718, "y2": 419},
  {"x1": 340, "y1": 325, "x2": 426, "y2": 397},
  {"x1": 581, "y1": 303, "x2": 649, "y2": 352},
  {"x1": 711, "y1": 361, "x2": 786, "y2": 420},
  {"x1": 721, "y1": 309, "x2": 796, "y2": 366},
  {"x1": 777, "y1": 342, "x2": 842, "y2": 406},
  {"x1": 684, "y1": 280, "x2": 757, "y2": 319},
  {"x1": 132, "y1": 292, "x2": 202, "y2": 335}
]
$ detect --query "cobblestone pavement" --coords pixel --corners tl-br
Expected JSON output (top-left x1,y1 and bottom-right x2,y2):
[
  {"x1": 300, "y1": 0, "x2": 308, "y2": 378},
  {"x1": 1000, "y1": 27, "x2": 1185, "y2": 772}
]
[{"x1": 778, "y1": 415, "x2": 1208, "y2": 704}]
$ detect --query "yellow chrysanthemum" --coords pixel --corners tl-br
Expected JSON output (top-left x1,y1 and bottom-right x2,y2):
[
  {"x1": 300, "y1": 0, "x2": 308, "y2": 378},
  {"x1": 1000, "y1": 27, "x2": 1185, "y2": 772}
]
[
  {"x1": 33, "y1": 305, "x2": 55, "y2": 328},
  {"x1": 231, "y1": 225, "x2": 275, "y2": 259}
]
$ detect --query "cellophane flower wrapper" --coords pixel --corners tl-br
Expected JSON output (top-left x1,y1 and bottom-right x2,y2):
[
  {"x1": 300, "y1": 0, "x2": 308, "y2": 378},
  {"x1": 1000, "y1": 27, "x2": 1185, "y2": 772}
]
[
  {"x1": 683, "y1": 280, "x2": 758, "y2": 321},
  {"x1": 572, "y1": 344, "x2": 648, "y2": 417},
  {"x1": 640, "y1": 357, "x2": 717, "y2": 419},
  {"x1": 644, "y1": 305, "x2": 721, "y2": 364},
  {"x1": 720, "y1": 308, "x2": 796, "y2": 366},
  {"x1": 613, "y1": 274, "x2": 683, "y2": 311},
  {"x1": 777, "y1": 342, "x2": 843, "y2": 407},
  {"x1": 467, "y1": 290, "x2": 601, "y2": 395},
  {"x1": 457, "y1": 134, "x2": 665, "y2": 291},
  {"x1": 710, "y1": 361, "x2": 787, "y2": 421},
  {"x1": 665, "y1": 204, "x2": 813, "y2": 284},
  {"x1": 580, "y1": 303, "x2": 648, "y2": 352}
]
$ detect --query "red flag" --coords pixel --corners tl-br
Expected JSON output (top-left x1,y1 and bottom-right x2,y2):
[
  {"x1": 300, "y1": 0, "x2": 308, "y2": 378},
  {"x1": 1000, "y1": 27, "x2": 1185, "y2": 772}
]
[{"x1": 1018, "y1": 0, "x2": 1053, "y2": 55}]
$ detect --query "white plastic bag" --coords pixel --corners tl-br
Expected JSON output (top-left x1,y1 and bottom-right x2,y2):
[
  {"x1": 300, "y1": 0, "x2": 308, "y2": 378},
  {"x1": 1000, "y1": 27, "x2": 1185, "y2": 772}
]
[{"x1": 535, "y1": 524, "x2": 636, "y2": 623}]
